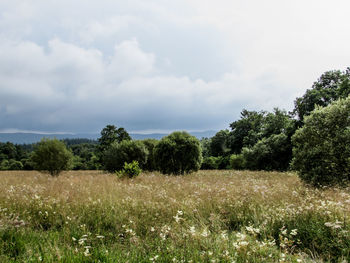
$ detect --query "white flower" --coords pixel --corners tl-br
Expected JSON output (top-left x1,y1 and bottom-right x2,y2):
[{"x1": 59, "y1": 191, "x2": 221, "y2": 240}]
[
  {"x1": 290, "y1": 229, "x2": 298, "y2": 236},
  {"x1": 83, "y1": 248, "x2": 91, "y2": 257},
  {"x1": 201, "y1": 228, "x2": 209, "y2": 237}
]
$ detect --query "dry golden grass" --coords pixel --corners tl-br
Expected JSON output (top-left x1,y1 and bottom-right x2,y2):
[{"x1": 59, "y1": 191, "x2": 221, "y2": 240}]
[{"x1": 0, "y1": 170, "x2": 349, "y2": 262}]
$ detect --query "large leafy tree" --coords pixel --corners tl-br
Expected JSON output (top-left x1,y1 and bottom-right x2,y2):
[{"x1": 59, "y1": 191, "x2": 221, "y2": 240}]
[
  {"x1": 228, "y1": 110, "x2": 266, "y2": 154},
  {"x1": 293, "y1": 68, "x2": 350, "y2": 122},
  {"x1": 210, "y1": 129, "x2": 230, "y2": 157},
  {"x1": 103, "y1": 140, "x2": 148, "y2": 173},
  {"x1": 291, "y1": 97, "x2": 350, "y2": 187},
  {"x1": 31, "y1": 138, "x2": 73, "y2": 176},
  {"x1": 154, "y1": 131, "x2": 202, "y2": 175},
  {"x1": 228, "y1": 108, "x2": 296, "y2": 171},
  {"x1": 98, "y1": 125, "x2": 131, "y2": 153}
]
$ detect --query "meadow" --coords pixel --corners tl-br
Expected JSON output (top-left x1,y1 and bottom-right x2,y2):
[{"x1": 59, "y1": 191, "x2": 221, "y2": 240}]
[{"x1": 0, "y1": 170, "x2": 349, "y2": 262}]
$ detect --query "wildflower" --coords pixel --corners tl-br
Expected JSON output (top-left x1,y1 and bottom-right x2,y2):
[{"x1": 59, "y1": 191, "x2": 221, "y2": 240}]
[
  {"x1": 150, "y1": 227, "x2": 155, "y2": 232},
  {"x1": 83, "y1": 248, "x2": 91, "y2": 257},
  {"x1": 245, "y1": 225, "x2": 260, "y2": 235},
  {"x1": 189, "y1": 226, "x2": 196, "y2": 236},
  {"x1": 201, "y1": 228, "x2": 210, "y2": 237},
  {"x1": 150, "y1": 255, "x2": 159, "y2": 261},
  {"x1": 173, "y1": 214, "x2": 181, "y2": 223},
  {"x1": 290, "y1": 229, "x2": 298, "y2": 236},
  {"x1": 78, "y1": 238, "x2": 87, "y2": 245},
  {"x1": 220, "y1": 231, "x2": 228, "y2": 240}
]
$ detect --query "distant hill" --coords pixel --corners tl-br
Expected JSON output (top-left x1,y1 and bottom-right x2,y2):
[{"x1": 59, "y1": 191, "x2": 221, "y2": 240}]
[{"x1": 0, "y1": 130, "x2": 217, "y2": 144}]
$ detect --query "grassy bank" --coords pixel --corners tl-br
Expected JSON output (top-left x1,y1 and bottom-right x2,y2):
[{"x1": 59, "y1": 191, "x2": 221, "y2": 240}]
[{"x1": 0, "y1": 170, "x2": 349, "y2": 262}]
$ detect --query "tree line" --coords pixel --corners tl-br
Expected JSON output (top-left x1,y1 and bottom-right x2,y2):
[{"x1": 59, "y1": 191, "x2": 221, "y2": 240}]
[{"x1": 1, "y1": 67, "x2": 350, "y2": 186}]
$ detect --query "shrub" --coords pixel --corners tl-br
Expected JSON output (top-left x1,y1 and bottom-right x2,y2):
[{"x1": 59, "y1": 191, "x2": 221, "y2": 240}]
[
  {"x1": 154, "y1": 131, "x2": 202, "y2": 175},
  {"x1": 30, "y1": 138, "x2": 73, "y2": 176},
  {"x1": 230, "y1": 154, "x2": 245, "y2": 170},
  {"x1": 117, "y1": 161, "x2": 142, "y2": 178},
  {"x1": 8, "y1": 160, "x2": 23, "y2": 170},
  {"x1": 103, "y1": 140, "x2": 148, "y2": 173},
  {"x1": 0, "y1": 160, "x2": 9, "y2": 170},
  {"x1": 291, "y1": 97, "x2": 350, "y2": 186},
  {"x1": 201, "y1": 156, "x2": 219, "y2": 169}
]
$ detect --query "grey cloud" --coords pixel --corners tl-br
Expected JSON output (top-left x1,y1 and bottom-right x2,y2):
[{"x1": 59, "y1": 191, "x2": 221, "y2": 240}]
[{"x1": 1, "y1": 0, "x2": 349, "y2": 133}]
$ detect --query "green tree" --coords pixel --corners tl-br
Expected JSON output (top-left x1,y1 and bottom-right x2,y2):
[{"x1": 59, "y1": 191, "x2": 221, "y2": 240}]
[
  {"x1": 103, "y1": 140, "x2": 148, "y2": 173},
  {"x1": 31, "y1": 138, "x2": 73, "y2": 176},
  {"x1": 242, "y1": 134, "x2": 291, "y2": 171},
  {"x1": 228, "y1": 110, "x2": 266, "y2": 154},
  {"x1": 154, "y1": 131, "x2": 202, "y2": 175},
  {"x1": 210, "y1": 130, "x2": 230, "y2": 157},
  {"x1": 8, "y1": 159, "x2": 23, "y2": 170},
  {"x1": 200, "y1": 137, "x2": 211, "y2": 158},
  {"x1": 291, "y1": 97, "x2": 350, "y2": 186},
  {"x1": 293, "y1": 68, "x2": 350, "y2": 122},
  {"x1": 141, "y1": 139, "x2": 158, "y2": 171},
  {"x1": 98, "y1": 125, "x2": 131, "y2": 153}
]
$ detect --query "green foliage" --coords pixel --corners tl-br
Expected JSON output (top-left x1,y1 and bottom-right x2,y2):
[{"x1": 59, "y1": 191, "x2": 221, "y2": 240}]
[
  {"x1": 291, "y1": 97, "x2": 350, "y2": 186},
  {"x1": 141, "y1": 139, "x2": 158, "y2": 171},
  {"x1": 200, "y1": 137, "x2": 211, "y2": 158},
  {"x1": 69, "y1": 143, "x2": 99, "y2": 170},
  {"x1": 201, "y1": 156, "x2": 219, "y2": 169},
  {"x1": 229, "y1": 110, "x2": 266, "y2": 153},
  {"x1": 98, "y1": 125, "x2": 131, "y2": 153},
  {"x1": 242, "y1": 134, "x2": 291, "y2": 171},
  {"x1": 200, "y1": 156, "x2": 231, "y2": 170},
  {"x1": 227, "y1": 108, "x2": 296, "y2": 171},
  {"x1": 103, "y1": 140, "x2": 148, "y2": 173},
  {"x1": 210, "y1": 130, "x2": 230, "y2": 157},
  {"x1": 293, "y1": 68, "x2": 350, "y2": 122},
  {"x1": 30, "y1": 138, "x2": 73, "y2": 176},
  {"x1": 0, "y1": 160, "x2": 9, "y2": 170},
  {"x1": 8, "y1": 160, "x2": 23, "y2": 170},
  {"x1": 117, "y1": 161, "x2": 142, "y2": 178},
  {"x1": 154, "y1": 131, "x2": 202, "y2": 175},
  {"x1": 230, "y1": 154, "x2": 245, "y2": 170}
]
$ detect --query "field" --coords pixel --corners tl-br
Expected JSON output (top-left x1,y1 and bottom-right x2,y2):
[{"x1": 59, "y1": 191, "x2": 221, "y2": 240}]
[{"x1": 0, "y1": 170, "x2": 349, "y2": 262}]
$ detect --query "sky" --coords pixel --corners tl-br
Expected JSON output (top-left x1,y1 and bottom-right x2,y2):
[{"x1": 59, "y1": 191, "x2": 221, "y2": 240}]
[{"x1": 0, "y1": 0, "x2": 350, "y2": 134}]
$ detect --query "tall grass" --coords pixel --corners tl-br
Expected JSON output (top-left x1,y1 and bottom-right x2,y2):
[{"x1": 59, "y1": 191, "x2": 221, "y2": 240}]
[{"x1": 0, "y1": 170, "x2": 349, "y2": 262}]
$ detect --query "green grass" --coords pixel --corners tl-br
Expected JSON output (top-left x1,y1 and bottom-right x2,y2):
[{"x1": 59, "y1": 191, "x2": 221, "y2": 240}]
[{"x1": 0, "y1": 170, "x2": 349, "y2": 262}]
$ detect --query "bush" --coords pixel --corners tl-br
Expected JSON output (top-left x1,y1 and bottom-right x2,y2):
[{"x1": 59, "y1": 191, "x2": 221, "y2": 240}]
[
  {"x1": 103, "y1": 140, "x2": 148, "y2": 173},
  {"x1": 291, "y1": 97, "x2": 350, "y2": 186},
  {"x1": 230, "y1": 154, "x2": 245, "y2": 170},
  {"x1": 242, "y1": 134, "x2": 291, "y2": 171},
  {"x1": 201, "y1": 156, "x2": 219, "y2": 169},
  {"x1": 30, "y1": 138, "x2": 73, "y2": 176},
  {"x1": 154, "y1": 131, "x2": 202, "y2": 175},
  {"x1": 8, "y1": 160, "x2": 23, "y2": 170},
  {"x1": 141, "y1": 139, "x2": 158, "y2": 171},
  {"x1": 117, "y1": 161, "x2": 142, "y2": 178}
]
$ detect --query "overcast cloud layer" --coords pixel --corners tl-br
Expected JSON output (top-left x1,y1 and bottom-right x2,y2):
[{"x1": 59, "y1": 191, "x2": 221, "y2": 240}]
[{"x1": 1, "y1": 0, "x2": 350, "y2": 133}]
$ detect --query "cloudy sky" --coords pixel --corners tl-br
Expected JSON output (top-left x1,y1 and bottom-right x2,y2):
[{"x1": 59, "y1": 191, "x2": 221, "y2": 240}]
[{"x1": 1, "y1": 0, "x2": 350, "y2": 134}]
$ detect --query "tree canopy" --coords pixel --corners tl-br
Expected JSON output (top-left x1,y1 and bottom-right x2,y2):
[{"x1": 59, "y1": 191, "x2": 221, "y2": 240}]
[
  {"x1": 31, "y1": 138, "x2": 73, "y2": 176},
  {"x1": 292, "y1": 96, "x2": 350, "y2": 186},
  {"x1": 155, "y1": 131, "x2": 202, "y2": 175},
  {"x1": 293, "y1": 68, "x2": 350, "y2": 122}
]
